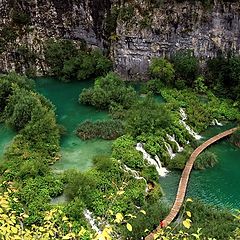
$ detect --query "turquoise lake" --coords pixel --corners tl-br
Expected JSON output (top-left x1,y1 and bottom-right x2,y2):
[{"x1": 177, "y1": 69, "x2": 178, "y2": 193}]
[{"x1": 0, "y1": 78, "x2": 239, "y2": 210}]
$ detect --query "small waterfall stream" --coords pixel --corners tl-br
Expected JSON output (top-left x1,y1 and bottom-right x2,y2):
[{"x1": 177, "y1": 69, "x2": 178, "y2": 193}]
[
  {"x1": 83, "y1": 209, "x2": 101, "y2": 233},
  {"x1": 211, "y1": 119, "x2": 223, "y2": 126},
  {"x1": 122, "y1": 164, "x2": 145, "y2": 180},
  {"x1": 179, "y1": 108, "x2": 202, "y2": 140},
  {"x1": 167, "y1": 134, "x2": 184, "y2": 152},
  {"x1": 136, "y1": 143, "x2": 169, "y2": 177},
  {"x1": 164, "y1": 142, "x2": 176, "y2": 159}
]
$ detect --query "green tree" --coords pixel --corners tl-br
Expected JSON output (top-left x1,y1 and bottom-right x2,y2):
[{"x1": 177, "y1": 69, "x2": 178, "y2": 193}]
[
  {"x1": 80, "y1": 72, "x2": 137, "y2": 110},
  {"x1": 149, "y1": 57, "x2": 175, "y2": 86},
  {"x1": 125, "y1": 96, "x2": 172, "y2": 136},
  {"x1": 172, "y1": 50, "x2": 199, "y2": 88}
]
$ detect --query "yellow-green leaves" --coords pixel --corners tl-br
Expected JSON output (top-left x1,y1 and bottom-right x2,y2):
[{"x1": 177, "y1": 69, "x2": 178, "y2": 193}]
[
  {"x1": 140, "y1": 210, "x2": 146, "y2": 215},
  {"x1": 183, "y1": 219, "x2": 192, "y2": 229},
  {"x1": 126, "y1": 223, "x2": 132, "y2": 232},
  {"x1": 186, "y1": 211, "x2": 192, "y2": 218},
  {"x1": 115, "y1": 213, "x2": 124, "y2": 223}
]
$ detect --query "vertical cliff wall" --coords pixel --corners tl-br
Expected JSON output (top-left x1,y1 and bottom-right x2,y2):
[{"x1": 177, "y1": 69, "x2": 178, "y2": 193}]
[
  {"x1": 0, "y1": 0, "x2": 111, "y2": 74},
  {"x1": 113, "y1": 0, "x2": 240, "y2": 79},
  {"x1": 1, "y1": 0, "x2": 240, "y2": 77}
]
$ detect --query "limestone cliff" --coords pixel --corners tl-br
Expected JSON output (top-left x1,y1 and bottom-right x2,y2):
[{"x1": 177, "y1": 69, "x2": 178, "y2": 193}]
[
  {"x1": 1, "y1": 0, "x2": 240, "y2": 78},
  {"x1": 113, "y1": 0, "x2": 240, "y2": 79},
  {"x1": 0, "y1": 0, "x2": 111, "y2": 74}
]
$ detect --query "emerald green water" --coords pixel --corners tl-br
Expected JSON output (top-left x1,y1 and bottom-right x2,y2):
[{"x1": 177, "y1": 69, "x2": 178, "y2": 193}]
[
  {"x1": 160, "y1": 124, "x2": 240, "y2": 210},
  {"x1": 0, "y1": 78, "x2": 239, "y2": 209},
  {"x1": 35, "y1": 78, "x2": 112, "y2": 171},
  {"x1": 0, "y1": 124, "x2": 15, "y2": 158}
]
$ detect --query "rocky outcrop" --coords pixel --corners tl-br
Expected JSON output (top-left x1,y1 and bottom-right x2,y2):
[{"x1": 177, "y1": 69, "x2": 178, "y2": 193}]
[
  {"x1": 1, "y1": 0, "x2": 240, "y2": 77},
  {"x1": 113, "y1": 0, "x2": 240, "y2": 79},
  {"x1": 0, "y1": 0, "x2": 111, "y2": 74}
]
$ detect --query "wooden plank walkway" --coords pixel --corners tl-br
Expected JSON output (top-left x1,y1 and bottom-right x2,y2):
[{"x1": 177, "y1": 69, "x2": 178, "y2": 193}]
[{"x1": 145, "y1": 127, "x2": 238, "y2": 240}]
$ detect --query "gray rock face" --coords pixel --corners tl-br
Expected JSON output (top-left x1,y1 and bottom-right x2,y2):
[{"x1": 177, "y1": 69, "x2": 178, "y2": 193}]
[
  {"x1": 1, "y1": 0, "x2": 240, "y2": 77},
  {"x1": 0, "y1": 0, "x2": 111, "y2": 74},
  {"x1": 113, "y1": 1, "x2": 240, "y2": 79}
]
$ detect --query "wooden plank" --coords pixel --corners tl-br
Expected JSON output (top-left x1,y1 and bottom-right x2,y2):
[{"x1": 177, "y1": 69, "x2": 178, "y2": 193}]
[{"x1": 145, "y1": 127, "x2": 238, "y2": 240}]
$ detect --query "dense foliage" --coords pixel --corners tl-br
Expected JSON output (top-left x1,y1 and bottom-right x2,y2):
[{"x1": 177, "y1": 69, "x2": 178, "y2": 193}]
[
  {"x1": 184, "y1": 200, "x2": 238, "y2": 239},
  {"x1": 0, "y1": 73, "x2": 61, "y2": 224},
  {"x1": 1, "y1": 47, "x2": 240, "y2": 239},
  {"x1": 207, "y1": 55, "x2": 240, "y2": 101},
  {"x1": 80, "y1": 72, "x2": 137, "y2": 110},
  {"x1": 149, "y1": 58, "x2": 175, "y2": 86},
  {"x1": 76, "y1": 120, "x2": 124, "y2": 140},
  {"x1": 161, "y1": 88, "x2": 240, "y2": 132},
  {"x1": 44, "y1": 39, "x2": 112, "y2": 82}
]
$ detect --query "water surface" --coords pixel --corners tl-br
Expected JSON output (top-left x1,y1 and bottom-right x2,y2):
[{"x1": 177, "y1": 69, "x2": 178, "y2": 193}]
[
  {"x1": 35, "y1": 78, "x2": 112, "y2": 171},
  {"x1": 160, "y1": 124, "x2": 240, "y2": 210},
  {"x1": 0, "y1": 124, "x2": 15, "y2": 158}
]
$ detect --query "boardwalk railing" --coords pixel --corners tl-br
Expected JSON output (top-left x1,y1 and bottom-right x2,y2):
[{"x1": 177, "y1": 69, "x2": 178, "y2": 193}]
[{"x1": 145, "y1": 127, "x2": 238, "y2": 240}]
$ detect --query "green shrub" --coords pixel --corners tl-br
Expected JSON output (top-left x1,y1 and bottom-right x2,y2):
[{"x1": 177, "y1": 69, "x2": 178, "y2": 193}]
[
  {"x1": 184, "y1": 200, "x2": 237, "y2": 239},
  {"x1": 80, "y1": 72, "x2": 137, "y2": 110},
  {"x1": 171, "y1": 50, "x2": 199, "y2": 88},
  {"x1": 76, "y1": 119, "x2": 124, "y2": 140},
  {"x1": 12, "y1": 11, "x2": 31, "y2": 25},
  {"x1": 125, "y1": 96, "x2": 172, "y2": 136},
  {"x1": 44, "y1": 40, "x2": 112, "y2": 81},
  {"x1": 149, "y1": 58, "x2": 175, "y2": 86}
]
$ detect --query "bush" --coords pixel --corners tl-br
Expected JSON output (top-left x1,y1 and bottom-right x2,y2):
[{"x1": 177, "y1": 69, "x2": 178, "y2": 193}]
[
  {"x1": 3, "y1": 88, "x2": 37, "y2": 131},
  {"x1": 76, "y1": 119, "x2": 124, "y2": 140},
  {"x1": 12, "y1": 11, "x2": 31, "y2": 25},
  {"x1": 149, "y1": 58, "x2": 175, "y2": 86},
  {"x1": 80, "y1": 72, "x2": 137, "y2": 110},
  {"x1": 184, "y1": 200, "x2": 237, "y2": 239},
  {"x1": 44, "y1": 40, "x2": 112, "y2": 81},
  {"x1": 171, "y1": 50, "x2": 199, "y2": 88},
  {"x1": 125, "y1": 96, "x2": 172, "y2": 136},
  {"x1": 112, "y1": 135, "x2": 145, "y2": 170},
  {"x1": 207, "y1": 55, "x2": 240, "y2": 100}
]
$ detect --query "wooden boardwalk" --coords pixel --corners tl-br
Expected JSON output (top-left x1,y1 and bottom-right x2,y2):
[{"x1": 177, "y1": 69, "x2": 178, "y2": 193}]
[{"x1": 145, "y1": 127, "x2": 238, "y2": 240}]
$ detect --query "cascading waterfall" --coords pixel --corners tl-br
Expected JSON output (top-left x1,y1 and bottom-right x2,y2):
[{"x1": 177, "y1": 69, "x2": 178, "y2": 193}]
[
  {"x1": 122, "y1": 164, "x2": 145, "y2": 181},
  {"x1": 164, "y1": 142, "x2": 176, "y2": 159},
  {"x1": 83, "y1": 209, "x2": 101, "y2": 233},
  {"x1": 179, "y1": 108, "x2": 202, "y2": 140},
  {"x1": 211, "y1": 119, "x2": 223, "y2": 126},
  {"x1": 122, "y1": 164, "x2": 148, "y2": 192},
  {"x1": 136, "y1": 143, "x2": 169, "y2": 177},
  {"x1": 166, "y1": 134, "x2": 184, "y2": 152},
  {"x1": 179, "y1": 108, "x2": 187, "y2": 121}
]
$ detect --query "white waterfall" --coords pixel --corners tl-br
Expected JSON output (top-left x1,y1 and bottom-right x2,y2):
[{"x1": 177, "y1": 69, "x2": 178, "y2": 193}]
[
  {"x1": 179, "y1": 108, "x2": 202, "y2": 140},
  {"x1": 122, "y1": 164, "x2": 145, "y2": 181},
  {"x1": 84, "y1": 209, "x2": 101, "y2": 233},
  {"x1": 179, "y1": 108, "x2": 187, "y2": 121},
  {"x1": 166, "y1": 134, "x2": 184, "y2": 152},
  {"x1": 164, "y1": 142, "x2": 176, "y2": 159},
  {"x1": 136, "y1": 143, "x2": 169, "y2": 177},
  {"x1": 122, "y1": 164, "x2": 148, "y2": 192},
  {"x1": 211, "y1": 119, "x2": 223, "y2": 126}
]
